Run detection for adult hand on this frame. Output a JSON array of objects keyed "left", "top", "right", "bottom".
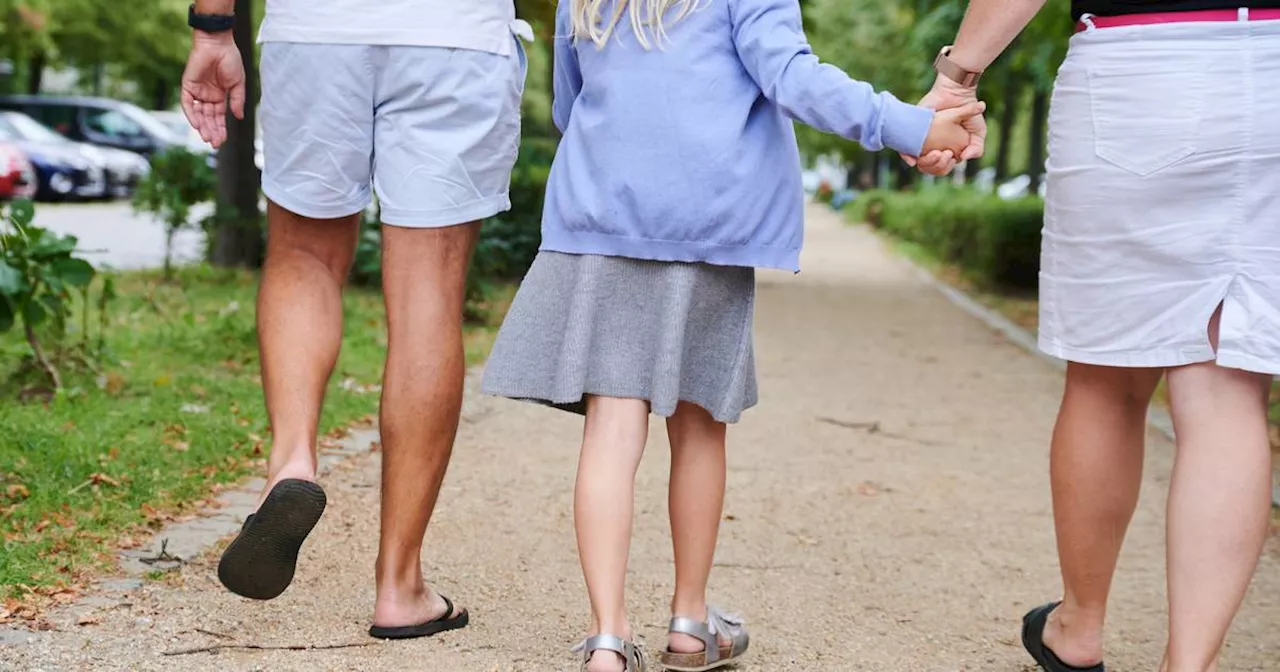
[
  {"left": 181, "top": 31, "right": 246, "bottom": 149},
  {"left": 905, "top": 75, "right": 987, "bottom": 176}
]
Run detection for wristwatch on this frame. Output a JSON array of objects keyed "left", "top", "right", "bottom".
[
  {"left": 188, "top": 4, "right": 235, "bottom": 33},
  {"left": 934, "top": 46, "right": 983, "bottom": 88}
]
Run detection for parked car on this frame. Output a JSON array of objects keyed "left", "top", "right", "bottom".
[
  {"left": 0, "top": 111, "right": 148, "bottom": 200},
  {"left": 151, "top": 109, "right": 262, "bottom": 171},
  {"left": 0, "top": 111, "right": 107, "bottom": 201},
  {"left": 0, "top": 95, "right": 183, "bottom": 159},
  {"left": 0, "top": 141, "right": 36, "bottom": 201}
]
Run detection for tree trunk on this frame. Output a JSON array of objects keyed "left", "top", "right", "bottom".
[
  {"left": 91, "top": 64, "right": 105, "bottom": 96},
  {"left": 963, "top": 156, "right": 982, "bottom": 183},
  {"left": 894, "top": 159, "right": 915, "bottom": 191},
  {"left": 212, "top": 0, "right": 264, "bottom": 269},
  {"left": 994, "top": 71, "right": 1020, "bottom": 182},
  {"left": 153, "top": 78, "right": 170, "bottom": 111},
  {"left": 1027, "top": 89, "right": 1049, "bottom": 195},
  {"left": 26, "top": 52, "right": 45, "bottom": 95}
]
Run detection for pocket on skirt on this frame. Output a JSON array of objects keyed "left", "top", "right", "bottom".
[{"left": 1087, "top": 65, "right": 1207, "bottom": 176}]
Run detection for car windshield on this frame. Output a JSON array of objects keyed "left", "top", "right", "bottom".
[
  {"left": 1, "top": 112, "right": 69, "bottom": 143},
  {"left": 113, "top": 102, "right": 179, "bottom": 142}
]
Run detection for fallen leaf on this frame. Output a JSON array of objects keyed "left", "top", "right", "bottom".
[
  {"left": 153, "top": 375, "right": 171, "bottom": 387},
  {"left": 368, "top": 441, "right": 381, "bottom": 452},
  {"left": 171, "top": 442, "right": 189, "bottom": 452},
  {"left": 76, "top": 613, "right": 100, "bottom": 626},
  {"left": 856, "top": 482, "right": 881, "bottom": 497},
  {"left": 5, "top": 484, "right": 29, "bottom": 501},
  {"left": 89, "top": 473, "right": 120, "bottom": 487}
]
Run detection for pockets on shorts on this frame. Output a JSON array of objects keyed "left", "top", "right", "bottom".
[
  {"left": 1088, "top": 65, "right": 1206, "bottom": 176},
  {"left": 511, "top": 24, "right": 530, "bottom": 96}
]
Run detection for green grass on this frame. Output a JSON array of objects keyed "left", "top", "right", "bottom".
[{"left": 0, "top": 266, "right": 510, "bottom": 597}]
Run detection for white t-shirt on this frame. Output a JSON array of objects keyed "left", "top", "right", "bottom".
[{"left": 257, "top": 0, "right": 517, "bottom": 55}]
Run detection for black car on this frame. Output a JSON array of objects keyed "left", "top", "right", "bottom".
[{"left": 0, "top": 95, "right": 183, "bottom": 158}]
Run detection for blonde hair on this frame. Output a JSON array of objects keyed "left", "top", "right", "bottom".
[{"left": 570, "top": 0, "right": 701, "bottom": 50}]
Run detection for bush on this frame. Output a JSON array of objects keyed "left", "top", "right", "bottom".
[
  {"left": 0, "top": 200, "right": 106, "bottom": 391},
  {"left": 848, "top": 187, "right": 1043, "bottom": 291},
  {"left": 132, "top": 147, "right": 217, "bottom": 280}
]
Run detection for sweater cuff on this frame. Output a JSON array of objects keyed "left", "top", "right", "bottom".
[{"left": 880, "top": 97, "right": 934, "bottom": 157}]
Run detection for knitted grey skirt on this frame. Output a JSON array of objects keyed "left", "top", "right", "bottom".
[{"left": 481, "top": 251, "right": 758, "bottom": 424}]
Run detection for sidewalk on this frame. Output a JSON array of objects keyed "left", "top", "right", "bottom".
[{"left": 4, "top": 204, "right": 1277, "bottom": 670}]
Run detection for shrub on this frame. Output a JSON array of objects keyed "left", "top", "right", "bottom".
[
  {"left": 814, "top": 181, "right": 834, "bottom": 204},
  {"left": 847, "top": 187, "right": 1043, "bottom": 291},
  {"left": 132, "top": 147, "right": 217, "bottom": 280},
  {"left": 0, "top": 200, "right": 102, "bottom": 390}
]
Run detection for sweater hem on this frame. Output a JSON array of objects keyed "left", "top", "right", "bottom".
[{"left": 540, "top": 228, "right": 800, "bottom": 273}]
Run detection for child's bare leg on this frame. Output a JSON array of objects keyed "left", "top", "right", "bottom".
[
  {"left": 666, "top": 402, "right": 728, "bottom": 654},
  {"left": 577, "top": 396, "right": 650, "bottom": 672}
]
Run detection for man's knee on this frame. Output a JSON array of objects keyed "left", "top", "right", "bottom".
[
  {"left": 265, "top": 201, "right": 361, "bottom": 280},
  {"left": 380, "top": 221, "right": 481, "bottom": 301}
]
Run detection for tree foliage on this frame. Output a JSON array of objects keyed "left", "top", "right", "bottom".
[{"left": 2, "top": 0, "right": 189, "bottom": 98}]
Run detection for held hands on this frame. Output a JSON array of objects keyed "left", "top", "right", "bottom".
[
  {"left": 920, "top": 101, "right": 987, "bottom": 162},
  {"left": 904, "top": 76, "right": 988, "bottom": 176},
  {"left": 180, "top": 31, "right": 246, "bottom": 149}
]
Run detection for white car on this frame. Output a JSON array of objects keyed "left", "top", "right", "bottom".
[{"left": 150, "top": 110, "right": 264, "bottom": 171}]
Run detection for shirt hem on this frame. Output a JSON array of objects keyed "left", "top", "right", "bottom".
[
  {"left": 256, "top": 25, "right": 512, "bottom": 54},
  {"left": 540, "top": 228, "right": 800, "bottom": 273}
]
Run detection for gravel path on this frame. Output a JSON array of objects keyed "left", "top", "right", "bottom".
[{"left": 4, "top": 205, "right": 1277, "bottom": 671}]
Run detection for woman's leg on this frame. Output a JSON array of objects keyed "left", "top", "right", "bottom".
[
  {"left": 665, "top": 402, "right": 729, "bottom": 654},
  {"left": 1041, "top": 363, "right": 1163, "bottom": 667},
  {"left": 1162, "top": 358, "right": 1272, "bottom": 672},
  {"left": 577, "top": 395, "right": 650, "bottom": 672}
]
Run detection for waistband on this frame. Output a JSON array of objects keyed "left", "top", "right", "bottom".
[{"left": 1076, "top": 7, "right": 1280, "bottom": 31}]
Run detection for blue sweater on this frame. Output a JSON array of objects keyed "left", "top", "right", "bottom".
[{"left": 542, "top": 0, "right": 934, "bottom": 272}]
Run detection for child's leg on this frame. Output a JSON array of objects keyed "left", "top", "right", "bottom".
[
  {"left": 577, "top": 395, "right": 650, "bottom": 672},
  {"left": 665, "top": 402, "right": 728, "bottom": 654}
]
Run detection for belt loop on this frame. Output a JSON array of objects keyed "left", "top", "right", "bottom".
[
  {"left": 1080, "top": 12, "right": 1098, "bottom": 31},
  {"left": 1239, "top": 6, "right": 1249, "bottom": 21}
]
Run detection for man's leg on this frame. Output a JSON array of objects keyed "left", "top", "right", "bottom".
[
  {"left": 370, "top": 221, "right": 478, "bottom": 627},
  {"left": 1040, "top": 363, "right": 1163, "bottom": 667},
  {"left": 258, "top": 202, "right": 361, "bottom": 489},
  {"left": 217, "top": 202, "right": 360, "bottom": 600}
]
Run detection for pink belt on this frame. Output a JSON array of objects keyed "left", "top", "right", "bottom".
[{"left": 1076, "top": 8, "right": 1280, "bottom": 32}]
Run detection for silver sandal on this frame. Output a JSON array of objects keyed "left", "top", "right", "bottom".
[
  {"left": 572, "top": 633, "right": 648, "bottom": 672},
  {"left": 658, "top": 606, "right": 750, "bottom": 672}
]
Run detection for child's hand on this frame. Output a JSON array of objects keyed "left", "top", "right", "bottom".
[{"left": 920, "top": 101, "right": 987, "bottom": 158}]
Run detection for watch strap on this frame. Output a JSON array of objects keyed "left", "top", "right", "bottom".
[
  {"left": 188, "top": 4, "right": 235, "bottom": 33},
  {"left": 934, "top": 46, "right": 982, "bottom": 88}
]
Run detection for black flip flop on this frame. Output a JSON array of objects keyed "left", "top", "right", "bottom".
[
  {"left": 1022, "top": 601, "right": 1105, "bottom": 672},
  {"left": 368, "top": 595, "right": 470, "bottom": 640},
  {"left": 217, "top": 478, "right": 327, "bottom": 600}
]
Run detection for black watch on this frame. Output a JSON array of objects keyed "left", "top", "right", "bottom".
[{"left": 188, "top": 4, "right": 235, "bottom": 33}]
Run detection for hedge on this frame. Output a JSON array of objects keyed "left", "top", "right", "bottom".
[{"left": 848, "top": 187, "right": 1043, "bottom": 291}]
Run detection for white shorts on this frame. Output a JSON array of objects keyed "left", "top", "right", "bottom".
[
  {"left": 1040, "top": 17, "right": 1280, "bottom": 374},
  {"left": 259, "top": 37, "right": 527, "bottom": 228}
]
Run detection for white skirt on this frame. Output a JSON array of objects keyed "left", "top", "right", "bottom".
[{"left": 1040, "top": 16, "right": 1280, "bottom": 374}]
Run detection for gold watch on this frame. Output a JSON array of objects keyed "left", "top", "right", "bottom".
[{"left": 934, "top": 46, "right": 982, "bottom": 88}]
